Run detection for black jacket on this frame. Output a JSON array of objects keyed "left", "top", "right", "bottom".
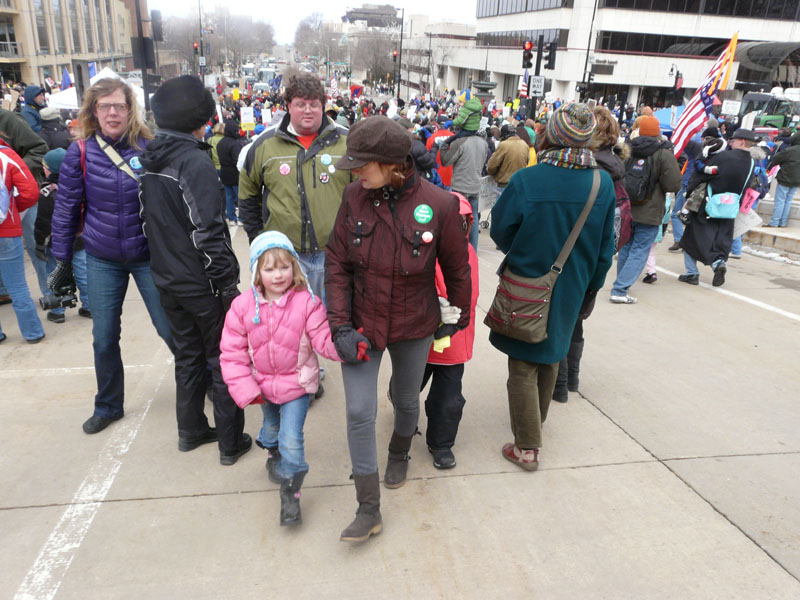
[
  {"left": 38, "top": 119, "right": 71, "bottom": 150},
  {"left": 767, "top": 132, "right": 800, "bottom": 187},
  {"left": 34, "top": 173, "right": 84, "bottom": 251},
  {"left": 216, "top": 120, "right": 246, "bottom": 187},
  {"left": 139, "top": 129, "right": 239, "bottom": 296}
]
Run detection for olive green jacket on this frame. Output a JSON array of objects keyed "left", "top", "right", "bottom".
[{"left": 238, "top": 114, "right": 351, "bottom": 252}]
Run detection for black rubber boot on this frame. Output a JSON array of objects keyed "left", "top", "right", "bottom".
[
  {"left": 552, "top": 359, "right": 568, "bottom": 403},
  {"left": 267, "top": 448, "right": 284, "bottom": 484},
  {"left": 567, "top": 340, "right": 584, "bottom": 392},
  {"left": 279, "top": 471, "right": 306, "bottom": 526},
  {"left": 340, "top": 472, "right": 383, "bottom": 543},
  {"left": 384, "top": 431, "right": 414, "bottom": 489}
]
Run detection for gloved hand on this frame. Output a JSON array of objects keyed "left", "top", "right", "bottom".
[
  {"left": 334, "top": 325, "right": 371, "bottom": 364},
  {"left": 220, "top": 284, "right": 240, "bottom": 312},
  {"left": 35, "top": 244, "right": 48, "bottom": 262},
  {"left": 434, "top": 323, "right": 459, "bottom": 340},
  {"left": 438, "top": 296, "right": 462, "bottom": 325},
  {"left": 703, "top": 165, "right": 718, "bottom": 175},
  {"left": 47, "top": 260, "right": 75, "bottom": 295},
  {"left": 678, "top": 209, "right": 691, "bottom": 225}
]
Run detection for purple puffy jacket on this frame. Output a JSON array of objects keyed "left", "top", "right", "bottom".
[{"left": 51, "top": 134, "right": 149, "bottom": 262}]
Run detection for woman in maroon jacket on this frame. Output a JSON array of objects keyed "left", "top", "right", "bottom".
[{"left": 326, "top": 116, "right": 471, "bottom": 543}]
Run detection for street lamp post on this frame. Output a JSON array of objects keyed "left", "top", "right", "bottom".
[{"left": 396, "top": 6, "right": 404, "bottom": 101}]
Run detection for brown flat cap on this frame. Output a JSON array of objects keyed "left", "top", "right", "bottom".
[{"left": 335, "top": 116, "right": 413, "bottom": 170}]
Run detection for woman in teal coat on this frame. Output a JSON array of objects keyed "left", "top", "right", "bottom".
[{"left": 489, "top": 103, "right": 616, "bottom": 471}]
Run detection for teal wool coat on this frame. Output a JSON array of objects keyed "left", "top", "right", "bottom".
[{"left": 489, "top": 163, "right": 616, "bottom": 364}]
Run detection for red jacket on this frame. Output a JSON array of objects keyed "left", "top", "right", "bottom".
[
  {"left": 428, "top": 194, "right": 479, "bottom": 365},
  {"left": 326, "top": 171, "right": 471, "bottom": 351},
  {"left": 427, "top": 130, "right": 454, "bottom": 187},
  {"left": 0, "top": 141, "right": 40, "bottom": 238}
]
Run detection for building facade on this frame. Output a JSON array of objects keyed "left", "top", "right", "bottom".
[
  {"left": 408, "top": 0, "right": 800, "bottom": 107},
  {"left": 0, "top": 0, "right": 141, "bottom": 85}
]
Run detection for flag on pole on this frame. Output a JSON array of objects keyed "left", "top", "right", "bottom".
[
  {"left": 330, "top": 77, "right": 340, "bottom": 98},
  {"left": 61, "top": 66, "right": 71, "bottom": 90},
  {"left": 671, "top": 33, "right": 739, "bottom": 158},
  {"left": 518, "top": 69, "right": 529, "bottom": 98}
]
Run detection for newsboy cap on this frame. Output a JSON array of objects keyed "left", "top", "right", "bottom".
[{"left": 335, "top": 116, "right": 413, "bottom": 170}]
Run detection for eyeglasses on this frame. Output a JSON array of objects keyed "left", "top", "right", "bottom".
[
  {"left": 96, "top": 102, "right": 128, "bottom": 113},
  {"left": 291, "top": 100, "right": 322, "bottom": 112}
]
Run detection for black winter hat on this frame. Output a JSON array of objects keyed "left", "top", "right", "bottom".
[{"left": 151, "top": 75, "right": 216, "bottom": 133}]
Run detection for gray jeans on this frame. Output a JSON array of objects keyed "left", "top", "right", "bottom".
[{"left": 341, "top": 336, "right": 433, "bottom": 476}]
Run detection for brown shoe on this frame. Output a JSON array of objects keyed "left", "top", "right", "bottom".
[
  {"left": 668, "top": 242, "right": 681, "bottom": 252},
  {"left": 501, "top": 443, "right": 539, "bottom": 471},
  {"left": 0, "top": 294, "right": 11, "bottom": 305}
]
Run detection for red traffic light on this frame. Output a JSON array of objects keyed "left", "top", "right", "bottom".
[
  {"left": 193, "top": 42, "right": 199, "bottom": 49},
  {"left": 392, "top": 50, "right": 398, "bottom": 57},
  {"left": 523, "top": 41, "right": 533, "bottom": 51}
]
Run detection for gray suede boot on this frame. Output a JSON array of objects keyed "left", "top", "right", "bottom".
[
  {"left": 340, "top": 472, "right": 383, "bottom": 543},
  {"left": 567, "top": 340, "right": 584, "bottom": 392},
  {"left": 384, "top": 431, "right": 414, "bottom": 489}
]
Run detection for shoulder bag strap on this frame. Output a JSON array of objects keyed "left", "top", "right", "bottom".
[
  {"left": 552, "top": 169, "right": 601, "bottom": 273},
  {"left": 738, "top": 159, "right": 755, "bottom": 198},
  {"left": 94, "top": 134, "right": 138, "bottom": 181}
]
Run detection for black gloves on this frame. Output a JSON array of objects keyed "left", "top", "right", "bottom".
[
  {"left": 47, "top": 260, "right": 76, "bottom": 295},
  {"left": 220, "top": 285, "right": 240, "bottom": 312},
  {"left": 333, "top": 325, "right": 371, "bottom": 364},
  {"left": 35, "top": 244, "right": 47, "bottom": 262},
  {"left": 434, "top": 324, "right": 459, "bottom": 340},
  {"left": 678, "top": 210, "right": 691, "bottom": 225}
]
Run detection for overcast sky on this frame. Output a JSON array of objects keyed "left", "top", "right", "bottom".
[{"left": 148, "top": 1, "right": 475, "bottom": 45}]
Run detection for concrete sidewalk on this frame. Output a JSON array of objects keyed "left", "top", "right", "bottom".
[{"left": 2, "top": 227, "right": 800, "bottom": 599}]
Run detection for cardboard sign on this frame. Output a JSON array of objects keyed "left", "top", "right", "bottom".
[
  {"left": 232, "top": 88, "right": 240, "bottom": 101},
  {"left": 240, "top": 106, "right": 254, "bottom": 131}
]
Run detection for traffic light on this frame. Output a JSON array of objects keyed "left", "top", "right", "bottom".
[
  {"left": 674, "top": 70, "right": 683, "bottom": 89},
  {"left": 150, "top": 10, "right": 163, "bottom": 42},
  {"left": 193, "top": 42, "right": 199, "bottom": 55},
  {"left": 522, "top": 41, "right": 533, "bottom": 69},
  {"left": 392, "top": 50, "right": 398, "bottom": 62},
  {"left": 544, "top": 41, "right": 557, "bottom": 70}
]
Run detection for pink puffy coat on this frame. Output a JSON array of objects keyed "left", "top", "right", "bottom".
[{"left": 220, "top": 287, "right": 341, "bottom": 407}]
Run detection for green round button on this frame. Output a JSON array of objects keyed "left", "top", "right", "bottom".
[{"left": 414, "top": 204, "right": 433, "bottom": 224}]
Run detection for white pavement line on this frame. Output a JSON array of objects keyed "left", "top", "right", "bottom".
[
  {"left": 0, "top": 364, "right": 152, "bottom": 379},
  {"left": 656, "top": 266, "right": 800, "bottom": 323},
  {"left": 14, "top": 348, "right": 171, "bottom": 600}
]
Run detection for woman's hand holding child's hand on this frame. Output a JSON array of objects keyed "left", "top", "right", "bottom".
[{"left": 334, "top": 325, "right": 371, "bottom": 364}]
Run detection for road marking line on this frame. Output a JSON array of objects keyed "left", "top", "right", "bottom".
[
  {"left": 657, "top": 266, "right": 800, "bottom": 323},
  {"left": 0, "top": 365, "right": 152, "bottom": 379},
  {"left": 14, "top": 348, "right": 171, "bottom": 600}
]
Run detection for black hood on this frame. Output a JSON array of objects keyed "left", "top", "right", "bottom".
[
  {"left": 140, "top": 130, "right": 209, "bottom": 171},
  {"left": 593, "top": 145, "right": 626, "bottom": 181},
  {"left": 629, "top": 135, "right": 671, "bottom": 158},
  {"left": 410, "top": 139, "right": 436, "bottom": 172},
  {"left": 223, "top": 120, "right": 241, "bottom": 138}
]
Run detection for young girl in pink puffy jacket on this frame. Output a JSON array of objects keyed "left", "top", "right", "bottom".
[{"left": 220, "top": 231, "right": 340, "bottom": 527}]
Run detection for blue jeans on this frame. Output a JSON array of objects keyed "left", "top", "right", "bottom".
[
  {"left": 770, "top": 184, "right": 797, "bottom": 226},
  {"left": 462, "top": 192, "right": 479, "bottom": 251},
  {"left": 684, "top": 252, "right": 724, "bottom": 276},
  {"left": 611, "top": 223, "right": 660, "bottom": 296},
  {"left": 671, "top": 187, "right": 686, "bottom": 242},
  {"left": 45, "top": 248, "right": 90, "bottom": 315},
  {"left": 86, "top": 254, "right": 175, "bottom": 419},
  {"left": 21, "top": 205, "right": 50, "bottom": 297},
  {"left": 0, "top": 236, "right": 45, "bottom": 341},
  {"left": 298, "top": 250, "right": 325, "bottom": 305},
  {"left": 223, "top": 185, "right": 238, "bottom": 222},
  {"left": 730, "top": 236, "right": 742, "bottom": 257},
  {"left": 257, "top": 394, "right": 311, "bottom": 479}
]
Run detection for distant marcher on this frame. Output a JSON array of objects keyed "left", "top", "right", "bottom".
[{"left": 765, "top": 131, "right": 800, "bottom": 227}]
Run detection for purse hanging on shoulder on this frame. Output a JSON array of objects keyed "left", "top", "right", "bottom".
[{"left": 484, "top": 170, "right": 601, "bottom": 344}]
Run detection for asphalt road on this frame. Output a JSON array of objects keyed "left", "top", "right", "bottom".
[{"left": 2, "top": 227, "right": 799, "bottom": 599}]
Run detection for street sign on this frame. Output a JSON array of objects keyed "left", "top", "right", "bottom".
[
  {"left": 528, "top": 75, "right": 545, "bottom": 96},
  {"left": 199, "top": 56, "right": 206, "bottom": 67}
]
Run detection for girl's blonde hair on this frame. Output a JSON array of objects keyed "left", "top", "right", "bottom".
[
  {"left": 76, "top": 78, "right": 153, "bottom": 150},
  {"left": 255, "top": 248, "right": 307, "bottom": 294},
  {"left": 212, "top": 122, "right": 225, "bottom": 135}
]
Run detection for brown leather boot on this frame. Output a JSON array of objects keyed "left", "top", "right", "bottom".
[
  {"left": 340, "top": 472, "right": 383, "bottom": 543},
  {"left": 384, "top": 431, "right": 414, "bottom": 489}
]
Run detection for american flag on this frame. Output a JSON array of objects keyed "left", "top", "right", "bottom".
[
  {"left": 518, "top": 69, "right": 529, "bottom": 98},
  {"left": 672, "top": 33, "right": 738, "bottom": 158}
]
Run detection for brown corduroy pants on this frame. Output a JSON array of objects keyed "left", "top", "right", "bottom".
[{"left": 506, "top": 358, "right": 559, "bottom": 449}]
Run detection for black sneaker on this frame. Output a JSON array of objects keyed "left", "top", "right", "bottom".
[
  {"left": 678, "top": 274, "right": 699, "bottom": 286},
  {"left": 429, "top": 447, "right": 456, "bottom": 470},
  {"left": 178, "top": 428, "right": 218, "bottom": 452},
  {"left": 712, "top": 263, "right": 727, "bottom": 287},
  {"left": 642, "top": 272, "right": 658, "bottom": 284},
  {"left": 47, "top": 311, "right": 65, "bottom": 323},
  {"left": 83, "top": 413, "right": 123, "bottom": 434},
  {"left": 27, "top": 334, "right": 46, "bottom": 344},
  {"left": 78, "top": 308, "right": 92, "bottom": 318},
  {"left": 220, "top": 433, "right": 253, "bottom": 466}
]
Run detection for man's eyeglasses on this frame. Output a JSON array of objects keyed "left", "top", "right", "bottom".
[
  {"left": 291, "top": 101, "right": 322, "bottom": 112},
  {"left": 96, "top": 102, "right": 128, "bottom": 113}
]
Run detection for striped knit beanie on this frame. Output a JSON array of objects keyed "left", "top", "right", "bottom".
[{"left": 545, "top": 102, "right": 597, "bottom": 148}]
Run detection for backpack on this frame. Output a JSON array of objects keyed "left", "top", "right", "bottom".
[
  {"left": 0, "top": 180, "right": 9, "bottom": 225},
  {"left": 624, "top": 154, "right": 656, "bottom": 205},
  {"left": 613, "top": 179, "right": 632, "bottom": 252}
]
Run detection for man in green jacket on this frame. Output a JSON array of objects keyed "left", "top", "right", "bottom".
[{"left": 238, "top": 73, "right": 351, "bottom": 303}]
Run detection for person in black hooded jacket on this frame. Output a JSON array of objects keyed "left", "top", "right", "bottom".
[
  {"left": 216, "top": 119, "right": 247, "bottom": 224},
  {"left": 139, "top": 75, "right": 251, "bottom": 466}
]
